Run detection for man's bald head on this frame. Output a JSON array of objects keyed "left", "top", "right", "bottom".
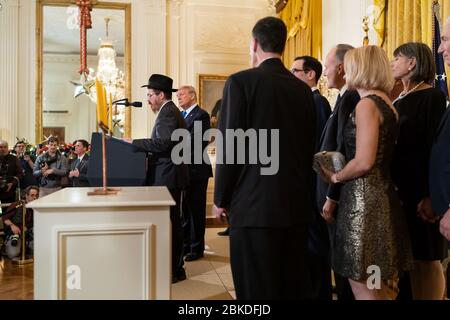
[{"left": 438, "top": 17, "right": 450, "bottom": 66}]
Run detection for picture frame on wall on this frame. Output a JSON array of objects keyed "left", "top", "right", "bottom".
[{"left": 198, "top": 74, "right": 228, "bottom": 116}]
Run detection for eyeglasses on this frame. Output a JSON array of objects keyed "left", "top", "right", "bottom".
[{"left": 291, "top": 68, "right": 306, "bottom": 74}]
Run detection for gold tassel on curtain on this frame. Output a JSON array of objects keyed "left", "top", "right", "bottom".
[
  {"left": 377, "top": 0, "right": 450, "bottom": 93},
  {"left": 279, "top": 0, "right": 322, "bottom": 67}
]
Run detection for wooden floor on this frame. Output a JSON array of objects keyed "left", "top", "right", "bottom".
[
  {"left": 0, "top": 228, "right": 234, "bottom": 300},
  {"left": 0, "top": 257, "right": 34, "bottom": 300}
]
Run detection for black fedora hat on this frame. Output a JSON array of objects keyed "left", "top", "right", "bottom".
[{"left": 141, "top": 74, "right": 178, "bottom": 92}]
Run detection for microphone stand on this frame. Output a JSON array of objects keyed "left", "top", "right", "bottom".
[{"left": 12, "top": 199, "right": 33, "bottom": 265}]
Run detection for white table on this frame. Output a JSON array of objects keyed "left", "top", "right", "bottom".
[{"left": 28, "top": 186, "right": 174, "bottom": 300}]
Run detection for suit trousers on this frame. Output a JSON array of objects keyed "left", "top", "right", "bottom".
[
  {"left": 168, "top": 188, "right": 184, "bottom": 275},
  {"left": 182, "top": 178, "right": 209, "bottom": 255},
  {"left": 230, "top": 224, "right": 310, "bottom": 300}
]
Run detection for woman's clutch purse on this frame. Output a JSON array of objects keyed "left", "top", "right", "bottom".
[{"left": 313, "top": 151, "right": 346, "bottom": 180}]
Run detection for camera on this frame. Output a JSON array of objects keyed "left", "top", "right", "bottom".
[{"left": 10, "top": 234, "right": 20, "bottom": 247}]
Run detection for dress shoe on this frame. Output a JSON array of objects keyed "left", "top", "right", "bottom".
[
  {"left": 184, "top": 252, "right": 204, "bottom": 261},
  {"left": 176, "top": 268, "right": 187, "bottom": 281},
  {"left": 172, "top": 268, "right": 187, "bottom": 283},
  {"left": 217, "top": 227, "right": 229, "bottom": 236}
]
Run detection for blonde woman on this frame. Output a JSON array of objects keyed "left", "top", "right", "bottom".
[{"left": 321, "top": 46, "right": 413, "bottom": 300}]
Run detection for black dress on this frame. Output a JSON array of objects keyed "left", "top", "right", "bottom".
[{"left": 392, "top": 87, "right": 448, "bottom": 261}]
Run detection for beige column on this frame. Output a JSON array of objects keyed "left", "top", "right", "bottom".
[{"left": 0, "top": 0, "right": 19, "bottom": 146}]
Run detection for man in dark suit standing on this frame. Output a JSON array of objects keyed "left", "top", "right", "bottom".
[
  {"left": 318, "top": 44, "right": 359, "bottom": 300},
  {"left": 177, "top": 85, "right": 213, "bottom": 261},
  {"left": 291, "top": 55, "right": 332, "bottom": 299},
  {"left": 68, "top": 139, "right": 90, "bottom": 187},
  {"left": 130, "top": 74, "right": 189, "bottom": 283},
  {"left": 214, "top": 16, "right": 316, "bottom": 300},
  {"left": 431, "top": 18, "right": 450, "bottom": 241}
]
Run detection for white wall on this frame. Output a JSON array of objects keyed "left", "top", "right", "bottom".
[{"left": 323, "top": 0, "right": 376, "bottom": 58}]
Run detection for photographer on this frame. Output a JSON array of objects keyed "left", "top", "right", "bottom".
[
  {"left": 2, "top": 186, "right": 39, "bottom": 259},
  {"left": 0, "top": 140, "right": 24, "bottom": 205},
  {"left": 14, "top": 141, "right": 37, "bottom": 189},
  {"left": 33, "top": 137, "right": 68, "bottom": 197}
]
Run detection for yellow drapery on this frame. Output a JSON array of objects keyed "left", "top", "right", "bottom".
[
  {"left": 376, "top": 0, "right": 450, "bottom": 93},
  {"left": 279, "top": 0, "right": 322, "bottom": 66}
]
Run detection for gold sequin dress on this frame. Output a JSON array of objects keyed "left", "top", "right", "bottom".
[{"left": 332, "top": 95, "right": 413, "bottom": 281}]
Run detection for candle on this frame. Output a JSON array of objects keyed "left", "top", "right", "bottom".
[
  {"left": 95, "top": 78, "right": 103, "bottom": 127},
  {"left": 109, "top": 92, "right": 113, "bottom": 134},
  {"left": 102, "top": 86, "right": 108, "bottom": 126}
]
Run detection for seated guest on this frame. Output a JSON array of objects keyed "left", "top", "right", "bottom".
[
  {"left": 0, "top": 140, "right": 24, "bottom": 205},
  {"left": 33, "top": 137, "right": 68, "bottom": 197},
  {"left": 2, "top": 185, "right": 39, "bottom": 259},
  {"left": 13, "top": 141, "right": 37, "bottom": 189},
  {"left": 68, "top": 139, "right": 90, "bottom": 187}
]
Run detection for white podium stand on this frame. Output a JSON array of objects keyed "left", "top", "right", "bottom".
[{"left": 28, "top": 187, "right": 174, "bottom": 300}]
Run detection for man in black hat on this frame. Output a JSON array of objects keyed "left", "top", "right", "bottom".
[{"left": 131, "top": 74, "right": 189, "bottom": 283}]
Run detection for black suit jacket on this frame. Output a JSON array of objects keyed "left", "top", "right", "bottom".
[
  {"left": 316, "top": 89, "right": 360, "bottom": 210},
  {"left": 69, "top": 154, "right": 90, "bottom": 187},
  {"left": 312, "top": 89, "right": 332, "bottom": 151},
  {"left": 430, "top": 107, "right": 450, "bottom": 215},
  {"left": 214, "top": 58, "right": 316, "bottom": 228},
  {"left": 133, "top": 101, "right": 189, "bottom": 189},
  {"left": 183, "top": 105, "right": 213, "bottom": 181}
]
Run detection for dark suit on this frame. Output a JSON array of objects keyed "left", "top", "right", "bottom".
[
  {"left": 132, "top": 100, "right": 189, "bottom": 276},
  {"left": 312, "top": 89, "right": 332, "bottom": 151},
  {"left": 308, "top": 89, "right": 332, "bottom": 299},
  {"left": 214, "top": 58, "right": 316, "bottom": 299},
  {"left": 430, "top": 107, "right": 450, "bottom": 216},
  {"left": 182, "top": 105, "right": 213, "bottom": 255},
  {"left": 69, "top": 154, "right": 90, "bottom": 187},
  {"left": 315, "top": 89, "right": 360, "bottom": 300}
]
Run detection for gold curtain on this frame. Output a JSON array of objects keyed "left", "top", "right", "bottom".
[
  {"left": 377, "top": 0, "right": 450, "bottom": 93},
  {"left": 279, "top": 0, "right": 322, "bottom": 66}
]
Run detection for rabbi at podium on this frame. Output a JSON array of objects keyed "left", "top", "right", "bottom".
[{"left": 127, "top": 74, "right": 189, "bottom": 284}]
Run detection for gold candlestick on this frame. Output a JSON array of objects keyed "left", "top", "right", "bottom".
[{"left": 12, "top": 201, "right": 33, "bottom": 265}]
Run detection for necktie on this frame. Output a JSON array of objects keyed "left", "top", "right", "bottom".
[
  {"left": 74, "top": 158, "right": 80, "bottom": 169},
  {"left": 181, "top": 111, "right": 187, "bottom": 118}
]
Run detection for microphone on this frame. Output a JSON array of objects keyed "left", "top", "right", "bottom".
[{"left": 112, "top": 98, "right": 142, "bottom": 108}]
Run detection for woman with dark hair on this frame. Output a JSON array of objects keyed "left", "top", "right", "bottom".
[{"left": 391, "top": 42, "right": 447, "bottom": 300}]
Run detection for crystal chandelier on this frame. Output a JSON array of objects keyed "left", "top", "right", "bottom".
[{"left": 93, "top": 17, "right": 125, "bottom": 102}]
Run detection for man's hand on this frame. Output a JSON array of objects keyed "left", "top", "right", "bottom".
[
  {"left": 213, "top": 205, "right": 227, "bottom": 223},
  {"left": 417, "top": 197, "right": 439, "bottom": 223},
  {"left": 68, "top": 168, "right": 79, "bottom": 178},
  {"left": 439, "top": 208, "right": 450, "bottom": 241},
  {"left": 122, "top": 138, "right": 133, "bottom": 143},
  {"left": 321, "top": 198, "right": 337, "bottom": 224},
  {"left": 5, "top": 182, "right": 13, "bottom": 193},
  {"left": 43, "top": 168, "right": 54, "bottom": 177},
  {"left": 10, "top": 224, "right": 21, "bottom": 235},
  {"left": 40, "top": 163, "right": 49, "bottom": 174}
]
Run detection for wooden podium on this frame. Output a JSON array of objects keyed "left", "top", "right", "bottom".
[{"left": 29, "top": 186, "right": 175, "bottom": 300}]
